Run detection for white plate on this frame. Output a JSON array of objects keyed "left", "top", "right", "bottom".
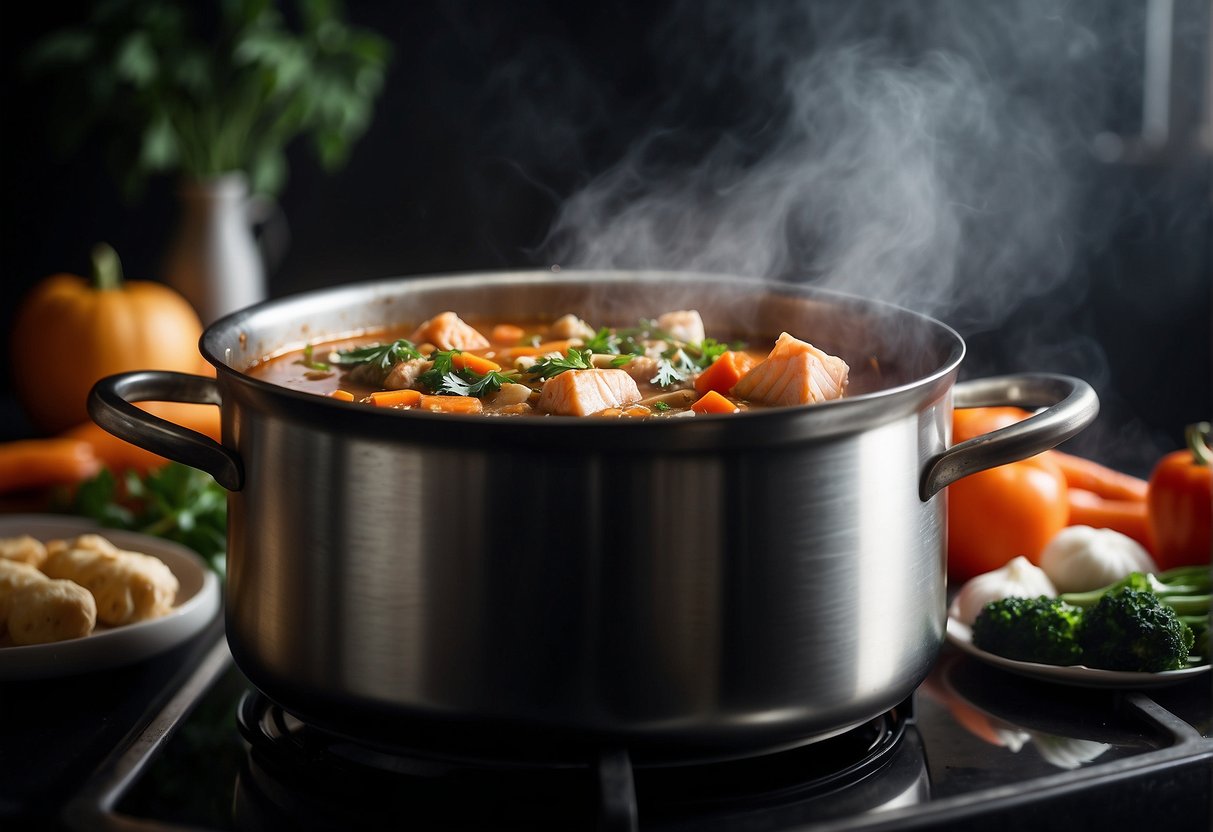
[
  {"left": 946, "top": 617, "right": 1210, "bottom": 689},
  {"left": 0, "top": 515, "right": 221, "bottom": 680}
]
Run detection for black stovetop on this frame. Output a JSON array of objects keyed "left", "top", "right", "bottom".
[{"left": 3, "top": 609, "right": 1210, "bottom": 831}]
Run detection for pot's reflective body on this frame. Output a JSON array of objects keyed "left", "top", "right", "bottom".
[{"left": 90, "top": 271, "right": 1097, "bottom": 754}]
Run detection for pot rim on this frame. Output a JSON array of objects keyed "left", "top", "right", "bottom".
[{"left": 199, "top": 269, "right": 966, "bottom": 446}]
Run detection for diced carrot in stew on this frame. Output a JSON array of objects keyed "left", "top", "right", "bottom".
[
  {"left": 693, "top": 351, "right": 757, "bottom": 396},
  {"left": 451, "top": 352, "right": 502, "bottom": 374},
  {"left": 370, "top": 389, "right": 423, "bottom": 408},
  {"left": 490, "top": 323, "right": 527, "bottom": 344},
  {"left": 329, "top": 389, "right": 355, "bottom": 401},
  {"left": 419, "top": 395, "right": 484, "bottom": 414},
  {"left": 408, "top": 311, "right": 490, "bottom": 351},
  {"left": 691, "top": 390, "right": 740, "bottom": 415},
  {"left": 537, "top": 369, "right": 642, "bottom": 416},
  {"left": 730, "top": 332, "right": 848, "bottom": 406}
]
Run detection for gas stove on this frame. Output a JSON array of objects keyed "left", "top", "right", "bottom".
[{"left": 3, "top": 609, "right": 1210, "bottom": 831}]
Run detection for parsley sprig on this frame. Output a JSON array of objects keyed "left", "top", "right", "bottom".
[
  {"left": 331, "top": 339, "right": 423, "bottom": 372},
  {"left": 526, "top": 348, "right": 596, "bottom": 380},
  {"left": 419, "top": 350, "right": 519, "bottom": 397},
  {"left": 652, "top": 349, "right": 699, "bottom": 387}
]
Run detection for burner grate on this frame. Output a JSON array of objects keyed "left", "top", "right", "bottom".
[{"left": 234, "top": 690, "right": 912, "bottom": 831}]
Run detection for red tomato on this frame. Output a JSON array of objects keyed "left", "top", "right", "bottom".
[{"left": 1147, "top": 423, "right": 1212, "bottom": 570}]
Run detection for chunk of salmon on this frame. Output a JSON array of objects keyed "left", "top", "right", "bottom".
[
  {"left": 730, "top": 332, "right": 848, "bottom": 406},
  {"left": 537, "top": 369, "right": 642, "bottom": 416},
  {"left": 408, "top": 312, "right": 490, "bottom": 351},
  {"left": 617, "top": 355, "right": 659, "bottom": 384},
  {"left": 383, "top": 357, "right": 432, "bottom": 390},
  {"left": 548, "top": 313, "right": 596, "bottom": 340},
  {"left": 657, "top": 310, "right": 705, "bottom": 345}
]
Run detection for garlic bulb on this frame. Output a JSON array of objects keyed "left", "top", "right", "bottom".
[
  {"left": 949, "top": 556, "right": 1057, "bottom": 626},
  {"left": 1038, "top": 525, "right": 1158, "bottom": 593}
]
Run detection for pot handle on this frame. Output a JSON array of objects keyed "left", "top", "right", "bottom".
[
  {"left": 920, "top": 373, "right": 1098, "bottom": 501},
  {"left": 87, "top": 371, "right": 244, "bottom": 492}
]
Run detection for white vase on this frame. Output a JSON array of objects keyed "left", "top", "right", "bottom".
[{"left": 162, "top": 173, "right": 285, "bottom": 325}]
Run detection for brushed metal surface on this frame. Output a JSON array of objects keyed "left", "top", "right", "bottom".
[{"left": 88, "top": 271, "right": 1097, "bottom": 751}]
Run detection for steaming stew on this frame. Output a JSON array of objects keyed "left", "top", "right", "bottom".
[{"left": 248, "top": 310, "right": 849, "bottom": 417}]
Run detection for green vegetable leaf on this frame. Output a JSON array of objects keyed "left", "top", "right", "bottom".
[
  {"left": 418, "top": 351, "right": 518, "bottom": 397},
  {"left": 684, "top": 338, "right": 732, "bottom": 369},
  {"left": 331, "top": 338, "right": 422, "bottom": 371},
  {"left": 22, "top": 0, "right": 392, "bottom": 196},
  {"left": 651, "top": 350, "right": 697, "bottom": 387},
  {"left": 527, "top": 348, "right": 595, "bottom": 380},
  {"left": 294, "top": 343, "right": 331, "bottom": 372},
  {"left": 584, "top": 327, "right": 622, "bottom": 354},
  {"left": 61, "top": 463, "right": 228, "bottom": 576}
]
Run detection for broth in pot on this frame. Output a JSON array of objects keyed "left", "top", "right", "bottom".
[{"left": 248, "top": 308, "right": 850, "bottom": 418}]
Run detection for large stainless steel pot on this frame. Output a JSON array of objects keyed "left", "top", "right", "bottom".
[{"left": 89, "top": 271, "right": 1097, "bottom": 758}]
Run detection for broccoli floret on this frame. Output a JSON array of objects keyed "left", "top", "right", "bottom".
[
  {"left": 1077, "top": 587, "right": 1195, "bottom": 672},
  {"left": 1062, "top": 568, "right": 1211, "bottom": 617},
  {"left": 972, "top": 596, "right": 1084, "bottom": 665}
]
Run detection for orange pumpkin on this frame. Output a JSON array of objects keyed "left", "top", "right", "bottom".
[{"left": 10, "top": 244, "right": 212, "bottom": 434}]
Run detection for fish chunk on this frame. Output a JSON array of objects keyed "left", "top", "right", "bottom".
[
  {"left": 383, "top": 357, "right": 432, "bottom": 390},
  {"left": 409, "top": 312, "right": 490, "bottom": 351},
  {"left": 657, "top": 310, "right": 705, "bottom": 345},
  {"left": 618, "top": 355, "right": 659, "bottom": 384},
  {"left": 538, "top": 369, "right": 642, "bottom": 416},
  {"left": 730, "top": 332, "right": 848, "bottom": 406},
  {"left": 548, "top": 313, "right": 597, "bottom": 340}
]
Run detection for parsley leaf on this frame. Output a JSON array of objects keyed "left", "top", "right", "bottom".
[
  {"left": 463, "top": 370, "right": 518, "bottom": 397},
  {"left": 527, "top": 348, "right": 596, "bottom": 380},
  {"left": 684, "top": 338, "right": 731, "bottom": 369},
  {"left": 419, "top": 351, "right": 519, "bottom": 397},
  {"left": 651, "top": 349, "right": 698, "bottom": 387},
  {"left": 331, "top": 339, "right": 423, "bottom": 372},
  {"left": 584, "top": 327, "right": 622, "bottom": 354}
]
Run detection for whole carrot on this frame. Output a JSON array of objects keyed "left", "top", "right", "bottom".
[
  {"left": 0, "top": 439, "right": 102, "bottom": 494},
  {"left": 1048, "top": 450, "right": 1148, "bottom": 502},
  {"left": 1066, "top": 487, "right": 1152, "bottom": 551}
]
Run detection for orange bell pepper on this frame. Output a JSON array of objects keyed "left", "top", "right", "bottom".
[{"left": 947, "top": 450, "right": 1069, "bottom": 582}]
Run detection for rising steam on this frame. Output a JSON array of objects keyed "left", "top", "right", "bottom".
[{"left": 541, "top": 0, "right": 1116, "bottom": 335}]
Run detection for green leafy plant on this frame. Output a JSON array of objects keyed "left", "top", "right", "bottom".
[
  {"left": 25, "top": 0, "right": 392, "bottom": 197},
  {"left": 63, "top": 463, "right": 229, "bottom": 577}
]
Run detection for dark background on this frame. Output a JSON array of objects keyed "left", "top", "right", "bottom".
[{"left": 2, "top": 0, "right": 1209, "bottom": 476}]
